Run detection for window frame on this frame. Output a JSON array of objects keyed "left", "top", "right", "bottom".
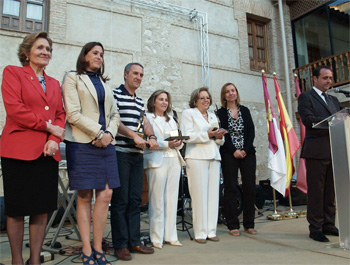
[
  {"left": 247, "top": 15, "right": 270, "bottom": 72},
  {"left": 0, "top": 0, "right": 49, "bottom": 33}
]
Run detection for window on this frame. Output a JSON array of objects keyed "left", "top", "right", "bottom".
[
  {"left": 292, "top": 3, "right": 349, "bottom": 68},
  {"left": 247, "top": 16, "right": 269, "bottom": 71},
  {"left": 0, "top": 0, "right": 48, "bottom": 32}
]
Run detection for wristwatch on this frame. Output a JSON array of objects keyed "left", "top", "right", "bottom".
[
  {"left": 105, "top": 130, "right": 114, "bottom": 140},
  {"left": 96, "top": 131, "right": 104, "bottom": 140},
  {"left": 149, "top": 134, "right": 157, "bottom": 140}
]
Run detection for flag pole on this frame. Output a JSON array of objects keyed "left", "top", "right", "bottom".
[
  {"left": 261, "top": 69, "right": 287, "bottom": 221},
  {"left": 286, "top": 189, "right": 297, "bottom": 218},
  {"left": 267, "top": 188, "right": 282, "bottom": 221}
]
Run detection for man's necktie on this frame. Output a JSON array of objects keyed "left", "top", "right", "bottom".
[{"left": 322, "top": 92, "right": 338, "bottom": 114}]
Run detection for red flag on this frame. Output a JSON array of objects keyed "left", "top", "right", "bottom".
[
  {"left": 294, "top": 76, "right": 307, "bottom": 193},
  {"left": 262, "top": 73, "right": 287, "bottom": 196},
  {"left": 262, "top": 75, "right": 278, "bottom": 154},
  {"left": 274, "top": 75, "right": 300, "bottom": 197}
]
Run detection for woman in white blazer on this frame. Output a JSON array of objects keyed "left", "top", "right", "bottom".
[
  {"left": 63, "top": 42, "right": 120, "bottom": 265},
  {"left": 181, "top": 87, "right": 226, "bottom": 244},
  {"left": 144, "top": 90, "right": 185, "bottom": 249}
]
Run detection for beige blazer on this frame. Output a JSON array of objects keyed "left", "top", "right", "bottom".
[
  {"left": 144, "top": 113, "right": 186, "bottom": 168},
  {"left": 181, "top": 108, "right": 224, "bottom": 161},
  {"left": 62, "top": 72, "right": 120, "bottom": 143}
]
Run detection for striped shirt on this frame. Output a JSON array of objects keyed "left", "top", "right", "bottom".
[{"left": 113, "top": 85, "right": 145, "bottom": 153}]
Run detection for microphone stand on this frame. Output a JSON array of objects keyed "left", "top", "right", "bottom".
[
  {"left": 173, "top": 110, "right": 193, "bottom": 240},
  {"left": 177, "top": 166, "right": 193, "bottom": 240}
]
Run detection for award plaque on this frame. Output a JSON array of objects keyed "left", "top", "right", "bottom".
[
  {"left": 135, "top": 110, "right": 147, "bottom": 140},
  {"left": 164, "top": 110, "right": 189, "bottom": 141},
  {"left": 126, "top": 110, "right": 147, "bottom": 146},
  {"left": 213, "top": 104, "right": 221, "bottom": 129}
]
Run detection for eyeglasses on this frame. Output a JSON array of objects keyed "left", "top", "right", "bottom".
[{"left": 199, "top": 97, "right": 210, "bottom": 100}]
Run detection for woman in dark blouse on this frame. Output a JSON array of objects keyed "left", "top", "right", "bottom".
[
  {"left": 217, "top": 83, "right": 257, "bottom": 237},
  {"left": 62, "top": 42, "right": 120, "bottom": 265}
]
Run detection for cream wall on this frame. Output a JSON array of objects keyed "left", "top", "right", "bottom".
[{"left": 0, "top": 0, "right": 297, "bottom": 183}]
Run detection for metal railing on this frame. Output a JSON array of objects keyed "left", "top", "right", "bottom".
[{"left": 293, "top": 50, "right": 350, "bottom": 92}]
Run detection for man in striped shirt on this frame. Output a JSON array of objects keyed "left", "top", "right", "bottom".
[{"left": 111, "top": 63, "right": 158, "bottom": 261}]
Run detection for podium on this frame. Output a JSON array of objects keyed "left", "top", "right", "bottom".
[{"left": 313, "top": 108, "right": 350, "bottom": 250}]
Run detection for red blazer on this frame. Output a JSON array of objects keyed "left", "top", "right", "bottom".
[{"left": 0, "top": 65, "right": 65, "bottom": 161}]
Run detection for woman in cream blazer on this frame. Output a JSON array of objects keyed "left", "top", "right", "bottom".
[
  {"left": 63, "top": 74, "right": 119, "bottom": 143},
  {"left": 181, "top": 87, "right": 226, "bottom": 244},
  {"left": 62, "top": 42, "right": 120, "bottom": 265},
  {"left": 144, "top": 90, "right": 185, "bottom": 249}
]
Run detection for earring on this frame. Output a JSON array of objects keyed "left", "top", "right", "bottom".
[{"left": 26, "top": 57, "right": 29, "bottom": 61}]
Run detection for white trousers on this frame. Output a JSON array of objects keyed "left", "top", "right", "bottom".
[
  {"left": 146, "top": 157, "right": 181, "bottom": 244},
  {"left": 186, "top": 159, "right": 220, "bottom": 240}
]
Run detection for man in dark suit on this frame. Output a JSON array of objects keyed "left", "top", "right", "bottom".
[{"left": 298, "top": 65, "right": 343, "bottom": 242}]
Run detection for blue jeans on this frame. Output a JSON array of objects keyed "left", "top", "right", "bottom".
[{"left": 110, "top": 151, "right": 144, "bottom": 248}]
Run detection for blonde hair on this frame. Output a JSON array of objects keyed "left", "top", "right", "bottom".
[{"left": 220, "top": 83, "right": 240, "bottom": 107}]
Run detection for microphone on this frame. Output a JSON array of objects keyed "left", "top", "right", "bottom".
[{"left": 334, "top": 88, "right": 350, "bottom": 97}]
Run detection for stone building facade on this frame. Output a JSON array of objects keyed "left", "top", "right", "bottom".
[{"left": 0, "top": 0, "right": 297, "bottom": 183}]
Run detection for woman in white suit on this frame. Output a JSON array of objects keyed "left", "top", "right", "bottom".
[
  {"left": 63, "top": 42, "right": 120, "bottom": 265},
  {"left": 181, "top": 87, "right": 226, "bottom": 244},
  {"left": 144, "top": 90, "right": 185, "bottom": 249}
]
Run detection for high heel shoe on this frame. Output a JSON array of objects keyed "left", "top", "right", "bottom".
[
  {"left": 152, "top": 242, "right": 163, "bottom": 249},
  {"left": 207, "top": 236, "right": 220, "bottom": 242},
  {"left": 244, "top": 228, "right": 257, "bottom": 235},
  {"left": 229, "top": 229, "right": 241, "bottom": 236},
  {"left": 92, "top": 246, "right": 111, "bottom": 265},
  {"left": 168, "top": 241, "right": 182, "bottom": 247},
  {"left": 81, "top": 250, "right": 97, "bottom": 265}
]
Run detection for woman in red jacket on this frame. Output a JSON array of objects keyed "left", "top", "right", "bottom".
[{"left": 0, "top": 32, "right": 65, "bottom": 265}]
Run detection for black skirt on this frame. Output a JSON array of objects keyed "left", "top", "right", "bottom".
[{"left": 1, "top": 155, "right": 58, "bottom": 217}]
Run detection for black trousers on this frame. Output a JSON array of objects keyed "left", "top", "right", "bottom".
[
  {"left": 305, "top": 158, "right": 336, "bottom": 233},
  {"left": 221, "top": 151, "right": 256, "bottom": 230}
]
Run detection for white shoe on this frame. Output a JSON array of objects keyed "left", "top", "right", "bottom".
[
  {"left": 152, "top": 242, "right": 163, "bottom": 249},
  {"left": 169, "top": 241, "right": 182, "bottom": 247}
]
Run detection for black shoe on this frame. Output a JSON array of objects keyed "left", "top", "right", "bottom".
[
  {"left": 323, "top": 227, "right": 339, "bottom": 236},
  {"left": 309, "top": 231, "right": 329, "bottom": 242}
]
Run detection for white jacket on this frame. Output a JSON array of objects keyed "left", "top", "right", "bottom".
[
  {"left": 144, "top": 113, "right": 185, "bottom": 168},
  {"left": 181, "top": 108, "right": 224, "bottom": 161}
]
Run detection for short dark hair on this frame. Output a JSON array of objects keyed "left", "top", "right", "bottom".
[
  {"left": 124, "top": 62, "right": 144, "bottom": 81},
  {"left": 18, "top": 31, "right": 53, "bottom": 66},
  {"left": 76, "top": 42, "right": 109, "bottom": 82},
  {"left": 189, "top": 87, "right": 212, "bottom": 108},
  {"left": 313, "top": 65, "right": 332, "bottom": 78},
  {"left": 147, "top": 90, "right": 172, "bottom": 122},
  {"left": 220, "top": 83, "right": 240, "bottom": 107}
]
